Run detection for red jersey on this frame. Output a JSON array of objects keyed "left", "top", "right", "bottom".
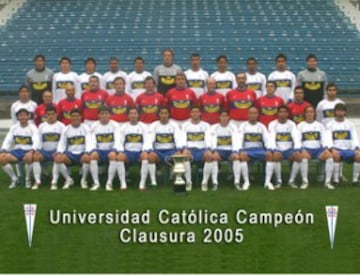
[
  {"left": 136, "top": 92, "right": 166, "bottom": 124},
  {"left": 166, "top": 88, "right": 197, "bottom": 121},
  {"left": 255, "top": 95, "right": 284, "bottom": 128},
  {"left": 105, "top": 93, "right": 135, "bottom": 123},
  {"left": 34, "top": 103, "right": 57, "bottom": 126},
  {"left": 198, "top": 92, "right": 226, "bottom": 124},
  {"left": 226, "top": 88, "right": 256, "bottom": 121},
  {"left": 57, "top": 98, "right": 83, "bottom": 125},
  {"left": 287, "top": 100, "right": 311, "bottom": 124},
  {"left": 81, "top": 89, "right": 109, "bottom": 121}
]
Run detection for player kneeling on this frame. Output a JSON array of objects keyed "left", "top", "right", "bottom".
[{"left": 297, "top": 105, "right": 334, "bottom": 189}]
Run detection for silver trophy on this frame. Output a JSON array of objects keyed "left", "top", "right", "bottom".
[{"left": 171, "top": 154, "right": 187, "bottom": 194}]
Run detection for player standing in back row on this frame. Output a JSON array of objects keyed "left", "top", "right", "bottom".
[{"left": 184, "top": 53, "right": 209, "bottom": 98}]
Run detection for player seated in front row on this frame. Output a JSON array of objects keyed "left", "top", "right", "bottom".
[{"left": 0, "top": 108, "right": 39, "bottom": 189}]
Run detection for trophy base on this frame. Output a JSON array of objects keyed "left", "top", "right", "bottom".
[{"left": 174, "top": 184, "right": 186, "bottom": 195}]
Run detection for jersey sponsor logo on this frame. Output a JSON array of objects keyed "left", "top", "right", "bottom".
[
  {"left": 244, "top": 133, "right": 263, "bottom": 142},
  {"left": 125, "top": 134, "right": 143, "bottom": 143},
  {"left": 230, "top": 100, "right": 252, "bottom": 109},
  {"left": 42, "top": 133, "right": 61, "bottom": 142},
  {"left": 304, "top": 82, "right": 323, "bottom": 91},
  {"left": 275, "top": 80, "right": 291, "bottom": 88},
  {"left": 171, "top": 100, "right": 190, "bottom": 109},
  {"left": 203, "top": 104, "right": 220, "bottom": 113},
  {"left": 142, "top": 105, "right": 158, "bottom": 114},
  {"left": 32, "top": 82, "right": 48, "bottom": 90},
  {"left": 81, "top": 83, "right": 89, "bottom": 91},
  {"left": 333, "top": 130, "right": 351, "bottom": 140},
  {"left": 67, "top": 136, "right": 85, "bottom": 145},
  {"left": 247, "top": 83, "right": 261, "bottom": 91},
  {"left": 217, "top": 136, "right": 232, "bottom": 146},
  {"left": 96, "top": 133, "right": 114, "bottom": 143},
  {"left": 131, "top": 81, "right": 145, "bottom": 89},
  {"left": 160, "top": 76, "right": 175, "bottom": 85},
  {"left": 188, "top": 80, "right": 205, "bottom": 88},
  {"left": 216, "top": 80, "right": 232, "bottom": 89},
  {"left": 111, "top": 106, "right": 127, "bottom": 115},
  {"left": 323, "top": 109, "right": 334, "bottom": 118},
  {"left": 292, "top": 114, "right": 305, "bottom": 124},
  {"left": 84, "top": 100, "right": 103, "bottom": 109},
  {"left": 155, "top": 133, "right": 174, "bottom": 143},
  {"left": 187, "top": 132, "right": 205, "bottom": 142},
  {"left": 56, "top": 81, "right": 74, "bottom": 90},
  {"left": 302, "top": 131, "right": 320, "bottom": 141},
  {"left": 276, "top": 132, "right": 292, "bottom": 142},
  {"left": 261, "top": 107, "right": 277, "bottom": 116},
  {"left": 14, "top": 136, "right": 32, "bottom": 145}
]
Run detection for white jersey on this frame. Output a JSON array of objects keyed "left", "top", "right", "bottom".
[
  {"left": 149, "top": 120, "right": 184, "bottom": 150},
  {"left": 103, "top": 70, "right": 130, "bottom": 95},
  {"left": 115, "top": 121, "right": 150, "bottom": 152},
  {"left": 184, "top": 68, "right": 209, "bottom": 98},
  {"left": 89, "top": 120, "right": 119, "bottom": 151},
  {"left": 210, "top": 71, "right": 237, "bottom": 96},
  {"left": 10, "top": 100, "right": 38, "bottom": 124},
  {"left": 79, "top": 72, "right": 105, "bottom": 92},
  {"left": 38, "top": 121, "right": 65, "bottom": 151},
  {"left": 182, "top": 120, "right": 211, "bottom": 149},
  {"left": 208, "top": 122, "right": 239, "bottom": 151},
  {"left": 316, "top": 98, "right": 345, "bottom": 127},
  {"left": 57, "top": 123, "right": 91, "bottom": 154},
  {"left": 52, "top": 71, "right": 81, "bottom": 103},
  {"left": 268, "top": 119, "right": 301, "bottom": 151},
  {"left": 246, "top": 72, "right": 267, "bottom": 98},
  {"left": 1, "top": 123, "right": 39, "bottom": 151},
  {"left": 297, "top": 120, "right": 330, "bottom": 149},
  {"left": 327, "top": 119, "right": 360, "bottom": 150},
  {"left": 127, "top": 70, "right": 152, "bottom": 100},
  {"left": 239, "top": 121, "right": 269, "bottom": 149},
  {"left": 268, "top": 70, "right": 296, "bottom": 103}
]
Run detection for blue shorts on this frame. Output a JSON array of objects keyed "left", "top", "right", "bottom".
[
  {"left": 303, "top": 148, "right": 323, "bottom": 160},
  {"left": 64, "top": 151, "right": 84, "bottom": 165},
  {"left": 215, "top": 149, "right": 232, "bottom": 161},
  {"left": 38, "top": 149, "right": 56, "bottom": 161},
  {"left": 9, "top": 149, "right": 29, "bottom": 161},
  {"left": 243, "top": 148, "right": 267, "bottom": 161},
  {"left": 124, "top": 150, "right": 141, "bottom": 164},
  {"left": 189, "top": 148, "right": 205, "bottom": 162},
  {"left": 276, "top": 149, "right": 295, "bottom": 160},
  {"left": 155, "top": 149, "right": 177, "bottom": 163},
  {"left": 93, "top": 149, "right": 114, "bottom": 164},
  {"left": 337, "top": 149, "right": 355, "bottom": 162}
]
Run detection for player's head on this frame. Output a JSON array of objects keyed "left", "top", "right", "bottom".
[
  {"left": 45, "top": 105, "right": 58, "bottom": 123},
  {"left": 334, "top": 103, "right": 347, "bottom": 120},
  {"left": 190, "top": 105, "right": 201, "bottom": 122},
  {"left": 98, "top": 106, "right": 110, "bottom": 123},
  {"left": 275, "top": 53, "right": 287, "bottom": 71},
  {"left": 18, "top": 84, "right": 30, "bottom": 101},
  {"left": 84, "top": 57, "right": 96, "bottom": 73},
  {"left": 293, "top": 86, "right": 305, "bottom": 102},
  {"left": 113, "top": 77, "right": 126, "bottom": 94},
  {"left": 109, "top": 57, "right": 119, "bottom": 72},
  {"left": 158, "top": 106, "right": 170, "bottom": 123},
  {"left": 127, "top": 107, "right": 139, "bottom": 123},
  {"left": 144, "top": 76, "right": 156, "bottom": 93},
  {"left": 304, "top": 105, "right": 316, "bottom": 122},
  {"left": 248, "top": 106, "right": 259, "bottom": 123},
  {"left": 306, "top": 54, "right": 318, "bottom": 70},
  {"left": 216, "top": 55, "right": 228, "bottom": 72},
  {"left": 326, "top": 83, "right": 337, "bottom": 100},
  {"left": 219, "top": 109, "right": 230, "bottom": 126},
  {"left": 277, "top": 105, "right": 289, "bottom": 122},
  {"left": 175, "top": 72, "right": 187, "bottom": 89},
  {"left": 246, "top": 57, "right": 258, "bottom": 73},
  {"left": 190, "top": 53, "right": 201, "bottom": 70},
  {"left": 42, "top": 90, "right": 53, "bottom": 104},
  {"left": 265, "top": 81, "right": 277, "bottom": 96},
  {"left": 134, "top": 56, "right": 145, "bottom": 73},
  {"left": 70, "top": 108, "right": 82, "bottom": 126},
  {"left": 89, "top": 75, "right": 100, "bottom": 92},
  {"left": 162, "top": 48, "right": 174, "bottom": 66},
  {"left": 33, "top": 54, "right": 46, "bottom": 71},
  {"left": 59, "top": 56, "right": 71, "bottom": 72},
  {"left": 206, "top": 77, "right": 217, "bottom": 94},
  {"left": 65, "top": 84, "right": 76, "bottom": 98},
  {"left": 16, "top": 108, "right": 30, "bottom": 124},
  {"left": 236, "top": 72, "right": 247, "bottom": 89}
]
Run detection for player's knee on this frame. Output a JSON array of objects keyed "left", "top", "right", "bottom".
[
  {"left": 272, "top": 152, "right": 282, "bottom": 161},
  {"left": 203, "top": 151, "right": 212, "bottom": 162},
  {"left": 147, "top": 153, "right": 157, "bottom": 163},
  {"left": 108, "top": 152, "right": 117, "bottom": 161},
  {"left": 23, "top": 153, "right": 33, "bottom": 164},
  {"left": 239, "top": 152, "right": 248, "bottom": 162},
  {"left": 90, "top": 152, "right": 99, "bottom": 161},
  {"left": 33, "top": 152, "right": 42, "bottom": 162},
  {"left": 117, "top": 153, "right": 126, "bottom": 162},
  {"left": 230, "top": 153, "right": 239, "bottom": 161},
  {"left": 82, "top": 154, "right": 91, "bottom": 163},
  {"left": 140, "top": 152, "right": 148, "bottom": 160}
]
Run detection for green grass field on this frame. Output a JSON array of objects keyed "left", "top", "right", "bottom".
[{"left": 0, "top": 165, "right": 359, "bottom": 273}]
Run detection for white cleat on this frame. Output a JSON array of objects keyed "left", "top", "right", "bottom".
[
  {"left": 31, "top": 183, "right": 41, "bottom": 190},
  {"left": 9, "top": 180, "right": 17, "bottom": 189},
  {"left": 201, "top": 183, "right": 208, "bottom": 192},
  {"left": 50, "top": 183, "right": 58, "bottom": 191},
  {"left": 288, "top": 182, "right": 298, "bottom": 189},
  {"left": 90, "top": 184, "right": 100, "bottom": 191},
  {"left": 186, "top": 182, "right": 192, "bottom": 191},
  {"left": 325, "top": 183, "right": 335, "bottom": 190},
  {"left": 150, "top": 182, "right": 157, "bottom": 189},
  {"left": 105, "top": 183, "right": 113, "bottom": 191},
  {"left": 212, "top": 184, "right": 218, "bottom": 191},
  {"left": 25, "top": 179, "right": 32, "bottom": 189},
  {"left": 340, "top": 175, "right": 348, "bottom": 183},
  {"left": 120, "top": 184, "right": 127, "bottom": 191},
  {"left": 62, "top": 178, "right": 74, "bottom": 190},
  {"left": 264, "top": 182, "right": 275, "bottom": 191},
  {"left": 300, "top": 182, "right": 309, "bottom": 190},
  {"left": 274, "top": 181, "right": 282, "bottom": 189},
  {"left": 234, "top": 183, "right": 242, "bottom": 191},
  {"left": 80, "top": 180, "right": 88, "bottom": 190},
  {"left": 242, "top": 182, "right": 250, "bottom": 191}
]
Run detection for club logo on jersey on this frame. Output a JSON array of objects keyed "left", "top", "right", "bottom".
[
  {"left": 42, "top": 133, "right": 61, "bottom": 142},
  {"left": 14, "top": 136, "right": 32, "bottom": 145},
  {"left": 142, "top": 105, "right": 158, "bottom": 114},
  {"left": 247, "top": 83, "right": 261, "bottom": 91},
  {"left": 107, "top": 82, "right": 116, "bottom": 89},
  {"left": 155, "top": 133, "right": 174, "bottom": 144},
  {"left": 187, "top": 132, "right": 205, "bottom": 142},
  {"left": 302, "top": 131, "right": 320, "bottom": 141},
  {"left": 81, "top": 83, "right": 89, "bottom": 91},
  {"left": 216, "top": 81, "right": 232, "bottom": 89},
  {"left": 56, "top": 81, "right": 74, "bottom": 90},
  {"left": 172, "top": 100, "right": 190, "bottom": 109},
  {"left": 244, "top": 133, "right": 262, "bottom": 143},
  {"left": 41, "top": 115, "right": 48, "bottom": 123},
  {"left": 131, "top": 81, "right": 145, "bottom": 89},
  {"left": 275, "top": 80, "right": 291, "bottom": 88},
  {"left": 323, "top": 109, "right": 334, "bottom": 118},
  {"left": 84, "top": 100, "right": 102, "bottom": 109},
  {"left": 276, "top": 133, "right": 292, "bottom": 142},
  {"left": 292, "top": 114, "right": 305, "bottom": 124},
  {"left": 333, "top": 130, "right": 351, "bottom": 140},
  {"left": 204, "top": 104, "right": 220, "bottom": 113},
  {"left": 217, "top": 136, "right": 232, "bottom": 146},
  {"left": 111, "top": 106, "right": 127, "bottom": 115},
  {"left": 63, "top": 111, "right": 71, "bottom": 119},
  {"left": 231, "top": 100, "right": 252, "bottom": 109},
  {"left": 32, "top": 82, "right": 48, "bottom": 90},
  {"left": 67, "top": 136, "right": 85, "bottom": 145},
  {"left": 304, "top": 82, "right": 322, "bottom": 91},
  {"left": 261, "top": 107, "right": 278, "bottom": 116},
  {"left": 125, "top": 134, "right": 143, "bottom": 143},
  {"left": 160, "top": 76, "right": 175, "bottom": 85},
  {"left": 188, "top": 80, "right": 205, "bottom": 88},
  {"left": 96, "top": 133, "right": 114, "bottom": 143}
]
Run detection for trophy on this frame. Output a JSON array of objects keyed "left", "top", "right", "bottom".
[{"left": 170, "top": 154, "right": 187, "bottom": 194}]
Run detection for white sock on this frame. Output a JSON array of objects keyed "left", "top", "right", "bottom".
[
  {"left": 2, "top": 164, "right": 17, "bottom": 181},
  {"left": 340, "top": 162, "right": 344, "bottom": 177},
  {"left": 274, "top": 162, "right": 282, "bottom": 182},
  {"left": 265, "top": 162, "right": 274, "bottom": 185},
  {"left": 211, "top": 161, "right": 219, "bottom": 184},
  {"left": 51, "top": 163, "right": 59, "bottom": 184},
  {"left": 232, "top": 160, "right": 241, "bottom": 184},
  {"left": 184, "top": 161, "right": 191, "bottom": 183},
  {"left": 117, "top": 161, "right": 126, "bottom": 186},
  {"left": 81, "top": 163, "right": 90, "bottom": 182},
  {"left": 289, "top": 161, "right": 301, "bottom": 183},
  {"left": 300, "top": 159, "right": 308, "bottom": 183},
  {"left": 25, "top": 163, "right": 32, "bottom": 181},
  {"left": 202, "top": 162, "right": 213, "bottom": 184},
  {"left": 90, "top": 160, "right": 99, "bottom": 185},
  {"left": 33, "top": 161, "right": 41, "bottom": 183},
  {"left": 353, "top": 162, "right": 360, "bottom": 182},
  {"left": 240, "top": 161, "right": 249, "bottom": 184},
  {"left": 58, "top": 163, "right": 70, "bottom": 180},
  {"left": 139, "top": 159, "right": 149, "bottom": 187},
  {"left": 148, "top": 163, "right": 156, "bottom": 185},
  {"left": 333, "top": 162, "right": 340, "bottom": 183},
  {"left": 325, "top": 158, "right": 334, "bottom": 184},
  {"left": 106, "top": 160, "right": 117, "bottom": 184}
]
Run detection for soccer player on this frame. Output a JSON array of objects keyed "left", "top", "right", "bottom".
[
  {"left": 114, "top": 107, "right": 151, "bottom": 190},
  {"left": 147, "top": 107, "right": 185, "bottom": 187},
  {"left": 245, "top": 57, "right": 267, "bottom": 98},
  {"left": 297, "top": 105, "right": 334, "bottom": 189},
  {"left": 127, "top": 56, "right": 152, "bottom": 100},
  {"left": 51, "top": 109, "right": 92, "bottom": 190},
  {"left": 287, "top": 86, "right": 311, "bottom": 124},
  {"left": 297, "top": 54, "right": 327, "bottom": 108},
  {"left": 184, "top": 53, "right": 209, "bottom": 98},
  {"left": 238, "top": 106, "right": 272, "bottom": 191},
  {"left": 136, "top": 76, "right": 166, "bottom": 124},
  {"left": 0, "top": 109, "right": 39, "bottom": 188},
  {"left": 316, "top": 83, "right": 345, "bottom": 127},
  {"left": 34, "top": 90, "right": 57, "bottom": 126},
  {"left": 105, "top": 77, "right": 135, "bottom": 123},
  {"left": 153, "top": 48, "right": 182, "bottom": 95},
  {"left": 87, "top": 107, "right": 120, "bottom": 191},
  {"left": 226, "top": 72, "right": 257, "bottom": 128},
  {"left": 255, "top": 81, "right": 284, "bottom": 128},
  {"left": 268, "top": 105, "right": 302, "bottom": 190},
  {"left": 268, "top": 53, "right": 296, "bottom": 103},
  {"left": 208, "top": 109, "right": 240, "bottom": 190},
  {"left": 10, "top": 85, "right": 38, "bottom": 125},
  {"left": 182, "top": 105, "right": 211, "bottom": 191},
  {"left": 103, "top": 57, "right": 130, "bottom": 95},
  {"left": 52, "top": 56, "right": 81, "bottom": 103},
  {"left": 32, "top": 106, "right": 65, "bottom": 190},
  {"left": 166, "top": 72, "right": 197, "bottom": 128},
  {"left": 81, "top": 75, "right": 109, "bottom": 127},
  {"left": 198, "top": 77, "right": 225, "bottom": 125},
  {"left": 327, "top": 103, "right": 360, "bottom": 186},
  {"left": 210, "top": 55, "right": 237, "bottom": 96},
  {"left": 79, "top": 57, "right": 105, "bottom": 92},
  {"left": 57, "top": 85, "right": 83, "bottom": 125},
  {"left": 25, "top": 54, "right": 54, "bottom": 104}
]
